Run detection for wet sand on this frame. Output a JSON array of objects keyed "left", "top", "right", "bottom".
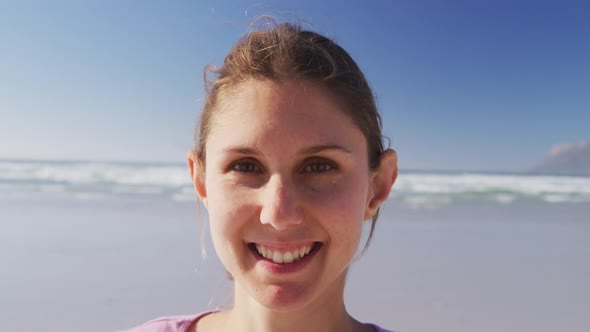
[{"left": 1, "top": 196, "right": 589, "bottom": 331}]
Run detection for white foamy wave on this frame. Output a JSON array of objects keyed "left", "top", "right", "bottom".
[
  {"left": 0, "top": 160, "right": 192, "bottom": 200},
  {"left": 392, "top": 172, "right": 590, "bottom": 207},
  {"left": 112, "top": 185, "right": 165, "bottom": 195},
  {"left": 0, "top": 161, "right": 190, "bottom": 186},
  {"left": 395, "top": 173, "right": 590, "bottom": 195},
  {"left": 2, "top": 161, "right": 590, "bottom": 206}
]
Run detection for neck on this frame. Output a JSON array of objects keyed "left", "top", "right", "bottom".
[{"left": 223, "top": 274, "right": 360, "bottom": 332}]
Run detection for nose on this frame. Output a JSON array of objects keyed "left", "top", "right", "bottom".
[{"left": 259, "top": 175, "right": 303, "bottom": 230}]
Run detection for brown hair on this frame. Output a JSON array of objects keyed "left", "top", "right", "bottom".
[{"left": 195, "top": 21, "right": 386, "bottom": 255}]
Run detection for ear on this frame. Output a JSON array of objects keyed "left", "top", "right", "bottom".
[
  {"left": 364, "top": 149, "right": 398, "bottom": 220},
  {"left": 186, "top": 150, "right": 208, "bottom": 207}
]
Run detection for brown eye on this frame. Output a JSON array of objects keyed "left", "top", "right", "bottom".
[
  {"left": 231, "top": 161, "right": 261, "bottom": 173},
  {"left": 304, "top": 162, "right": 334, "bottom": 173}
]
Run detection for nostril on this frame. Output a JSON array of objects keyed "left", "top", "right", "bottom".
[{"left": 259, "top": 176, "right": 303, "bottom": 228}]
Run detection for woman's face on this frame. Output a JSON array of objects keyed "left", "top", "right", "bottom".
[{"left": 192, "top": 79, "right": 389, "bottom": 311}]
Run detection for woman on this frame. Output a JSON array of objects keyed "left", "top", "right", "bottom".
[{"left": 127, "top": 22, "right": 398, "bottom": 332}]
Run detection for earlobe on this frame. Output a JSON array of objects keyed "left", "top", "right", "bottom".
[
  {"left": 364, "top": 149, "right": 398, "bottom": 220},
  {"left": 186, "top": 150, "right": 208, "bottom": 206}
]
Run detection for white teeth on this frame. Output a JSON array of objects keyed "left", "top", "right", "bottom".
[
  {"left": 261, "top": 246, "right": 267, "bottom": 258},
  {"left": 272, "top": 251, "right": 283, "bottom": 263},
  {"left": 255, "top": 243, "right": 315, "bottom": 264}
]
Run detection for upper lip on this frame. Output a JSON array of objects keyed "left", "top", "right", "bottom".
[
  {"left": 249, "top": 240, "right": 318, "bottom": 246},
  {"left": 247, "top": 241, "right": 320, "bottom": 251}
]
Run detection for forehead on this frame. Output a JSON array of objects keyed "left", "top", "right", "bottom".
[
  {"left": 217, "top": 80, "right": 344, "bottom": 123},
  {"left": 207, "top": 79, "right": 366, "bottom": 153}
]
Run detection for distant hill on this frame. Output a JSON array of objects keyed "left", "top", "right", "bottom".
[{"left": 532, "top": 141, "right": 590, "bottom": 176}]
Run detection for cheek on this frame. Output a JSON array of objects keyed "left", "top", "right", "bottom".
[
  {"left": 307, "top": 175, "right": 368, "bottom": 222},
  {"left": 204, "top": 184, "right": 250, "bottom": 253},
  {"left": 307, "top": 177, "right": 367, "bottom": 246},
  {"left": 206, "top": 174, "right": 251, "bottom": 221},
  {"left": 205, "top": 188, "right": 257, "bottom": 277}
]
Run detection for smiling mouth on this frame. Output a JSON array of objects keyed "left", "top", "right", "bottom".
[{"left": 248, "top": 242, "right": 321, "bottom": 264}]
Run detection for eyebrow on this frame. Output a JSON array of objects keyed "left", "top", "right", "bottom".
[
  {"left": 223, "top": 144, "right": 352, "bottom": 156},
  {"left": 223, "top": 147, "right": 263, "bottom": 156},
  {"left": 298, "top": 144, "right": 352, "bottom": 155}
]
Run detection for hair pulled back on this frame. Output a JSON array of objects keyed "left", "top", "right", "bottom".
[{"left": 195, "top": 21, "right": 386, "bottom": 254}]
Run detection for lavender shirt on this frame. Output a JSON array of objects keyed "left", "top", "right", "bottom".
[{"left": 122, "top": 312, "right": 394, "bottom": 332}]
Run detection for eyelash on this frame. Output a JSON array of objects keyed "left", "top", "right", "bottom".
[
  {"left": 230, "top": 159, "right": 262, "bottom": 173},
  {"left": 229, "top": 159, "right": 336, "bottom": 174},
  {"left": 303, "top": 161, "right": 335, "bottom": 173}
]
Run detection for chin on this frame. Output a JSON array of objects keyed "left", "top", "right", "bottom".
[
  {"left": 257, "top": 283, "right": 319, "bottom": 312},
  {"left": 254, "top": 271, "right": 347, "bottom": 313}
]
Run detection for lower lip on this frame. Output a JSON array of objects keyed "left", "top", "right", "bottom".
[{"left": 250, "top": 243, "right": 321, "bottom": 274}]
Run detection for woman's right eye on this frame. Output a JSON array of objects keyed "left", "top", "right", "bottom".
[{"left": 230, "top": 160, "right": 261, "bottom": 173}]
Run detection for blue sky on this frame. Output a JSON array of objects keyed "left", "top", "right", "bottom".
[{"left": 1, "top": 0, "right": 589, "bottom": 171}]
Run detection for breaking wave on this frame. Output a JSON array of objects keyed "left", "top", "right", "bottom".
[{"left": 2, "top": 160, "right": 589, "bottom": 207}]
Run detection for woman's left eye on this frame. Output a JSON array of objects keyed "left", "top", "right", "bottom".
[{"left": 304, "top": 162, "right": 334, "bottom": 173}]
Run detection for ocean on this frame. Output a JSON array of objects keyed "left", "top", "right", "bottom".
[
  {"left": 2, "top": 159, "right": 589, "bottom": 206},
  {"left": 1, "top": 160, "right": 589, "bottom": 331}
]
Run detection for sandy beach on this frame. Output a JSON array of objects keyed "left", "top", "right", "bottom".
[
  {"left": 4, "top": 2, "right": 590, "bottom": 330},
  {"left": 2, "top": 192, "right": 589, "bottom": 332}
]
